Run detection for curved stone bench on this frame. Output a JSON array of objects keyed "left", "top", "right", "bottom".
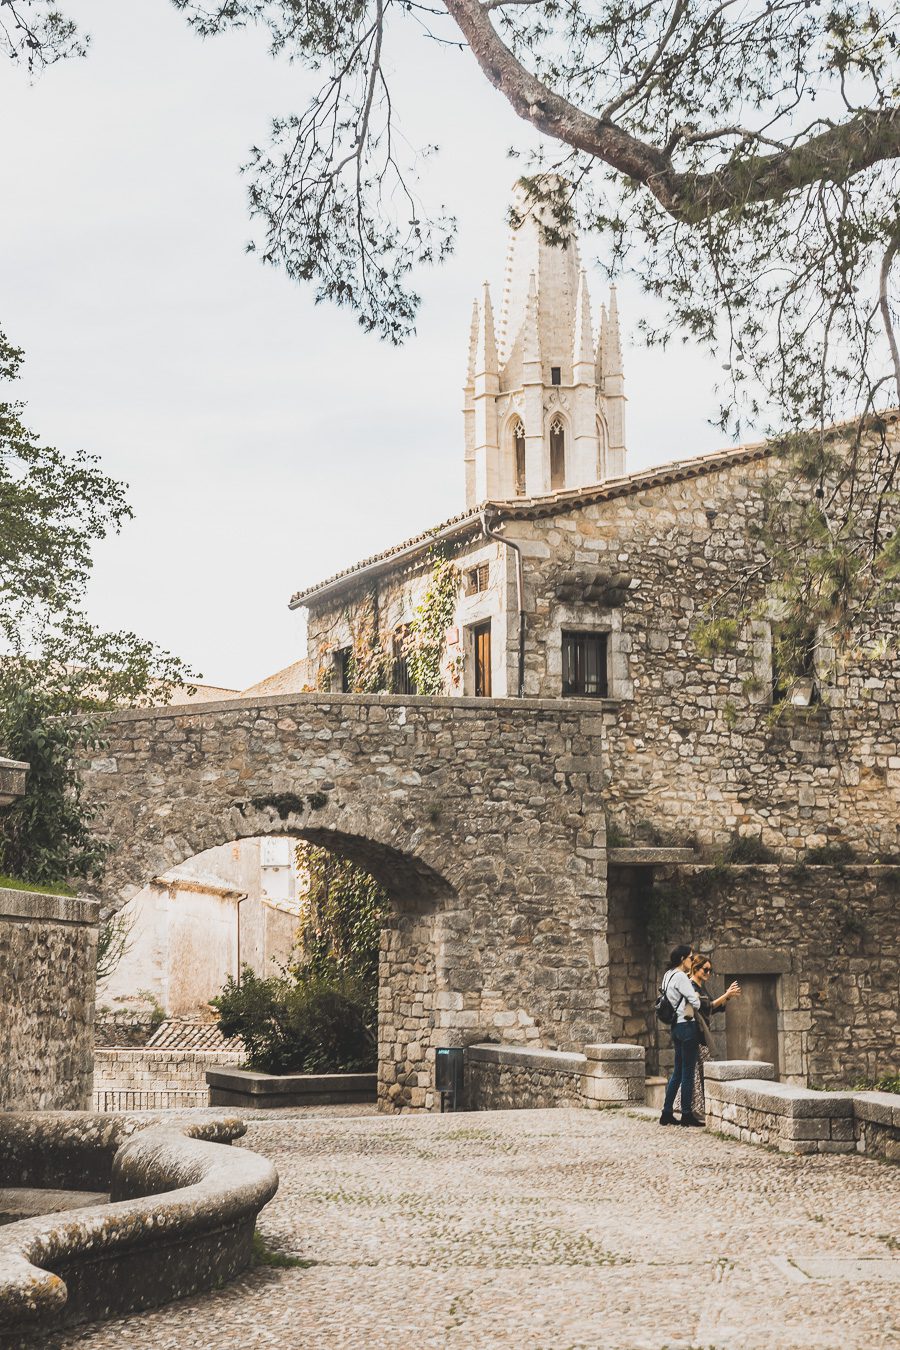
[{"left": 0, "top": 1111, "right": 278, "bottom": 1342}]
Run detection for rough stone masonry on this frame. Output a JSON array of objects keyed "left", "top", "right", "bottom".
[{"left": 80, "top": 694, "right": 611, "bottom": 1111}]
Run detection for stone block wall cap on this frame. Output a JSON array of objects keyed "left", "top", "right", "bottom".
[
  {"left": 104, "top": 689, "right": 621, "bottom": 724},
  {"left": 711, "top": 947, "right": 792, "bottom": 975},
  {"left": 583, "top": 1044, "right": 645, "bottom": 1061},
  {"left": 0, "top": 888, "right": 99, "bottom": 926},
  {"left": 205, "top": 1067, "right": 376, "bottom": 1093},
  {"left": 466, "top": 1043, "right": 587, "bottom": 1071},
  {"left": 703, "top": 1060, "right": 775, "bottom": 1082},
  {"left": 0, "top": 758, "right": 29, "bottom": 772},
  {"left": 853, "top": 1092, "right": 900, "bottom": 1128},
  {"left": 712, "top": 1079, "right": 857, "bottom": 1117}
]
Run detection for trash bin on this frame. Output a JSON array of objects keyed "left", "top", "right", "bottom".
[{"left": 434, "top": 1046, "right": 465, "bottom": 1112}]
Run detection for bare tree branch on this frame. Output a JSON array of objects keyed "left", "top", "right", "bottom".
[{"left": 442, "top": 0, "right": 900, "bottom": 223}]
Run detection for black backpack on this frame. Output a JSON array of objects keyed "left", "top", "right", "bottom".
[{"left": 654, "top": 971, "right": 684, "bottom": 1026}]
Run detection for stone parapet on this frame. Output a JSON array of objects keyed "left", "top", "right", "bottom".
[
  {"left": 853, "top": 1091, "right": 900, "bottom": 1162},
  {"left": 0, "top": 886, "right": 97, "bottom": 1111},
  {"left": 705, "top": 1061, "right": 899, "bottom": 1159},
  {"left": 94, "top": 1049, "right": 245, "bottom": 1112},
  {"left": 0, "top": 1111, "right": 277, "bottom": 1339},
  {"left": 465, "top": 1041, "right": 645, "bottom": 1111},
  {"left": 0, "top": 758, "right": 28, "bottom": 807}
]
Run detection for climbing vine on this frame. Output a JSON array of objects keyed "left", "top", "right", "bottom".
[
  {"left": 346, "top": 588, "right": 389, "bottom": 693},
  {"left": 404, "top": 551, "right": 460, "bottom": 696}
]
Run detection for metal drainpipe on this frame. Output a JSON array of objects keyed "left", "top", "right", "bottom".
[
  {"left": 480, "top": 509, "right": 526, "bottom": 699},
  {"left": 235, "top": 894, "right": 247, "bottom": 984}
]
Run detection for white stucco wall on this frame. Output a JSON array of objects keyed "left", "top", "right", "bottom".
[{"left": 98, "top": 836, "right": 303, "bottom": 1016}]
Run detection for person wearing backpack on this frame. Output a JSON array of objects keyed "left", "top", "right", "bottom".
[{"left": 658, "top": 944, "right": 703, "bottom": 1127}]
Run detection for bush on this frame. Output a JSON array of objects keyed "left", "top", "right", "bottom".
[
  {"left": 214, "top": 964, "right": 376, "bottom": 1076},
  {"left": 805, "top": 841, "right": 857, "bottom": 864}
]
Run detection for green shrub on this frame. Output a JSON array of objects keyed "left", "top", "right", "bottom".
[
  {"left": 723, "top": 835, "right": 775, "bottom": 863},
  {"left": 853, "top": 1075, "right": 900, "bottom": 1095},
  {"left": 805, "top": 841, "right": 856, "bottom": 864},
  {"left": 214, "top": 964, "right": 376, "bottom": 1076}
]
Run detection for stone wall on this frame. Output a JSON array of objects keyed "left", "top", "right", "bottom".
[
  {"left": 0, "top": 886, "right": 98, "bottom": 1110},
  {"left": 854, "top": 1092, "right": 900, "bottom": 1162},
  {"left": 607, "top": 863, "right": 899, "bottom": 1088},
  {"left": 79, "top": 693, "right": 610, "bottom": 1112},
  {"left": 93, "top": 1048, "right": 243, "bottom": 1111},
  {"left": 305, "top": 440, "right": 900, "bottom": 861},
  {"left": 704, "top": 1061, "right": 900, "bottom": 1161},
  {"left": 465, "top": 1042, "right": 645, "bottom": 1111},
  {"left": 504, "top": 446, "right": 900, "bottom": 858}
]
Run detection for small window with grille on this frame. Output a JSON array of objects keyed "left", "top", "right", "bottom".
[
  {"left": 562, "top": 631, "right": 609, "bottom": 698},
  {"left": 465, "top": 562, "right": 490, "bottom": 595},
  {"left": 551, "top": 366, "right": 562, "bottom": 385},
  {"left": 391, "top": 633, "right": 416, "bottom": 695}
]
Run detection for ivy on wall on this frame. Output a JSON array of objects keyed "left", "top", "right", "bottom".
[
  {"left": 405, "top": 551, "right": 460, "bottom": 696},
  {"left": 346, "top": 588, "right": 390, "bottom": 694}
]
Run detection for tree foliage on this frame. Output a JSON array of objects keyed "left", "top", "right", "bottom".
[
  {"left": 0, "top": 330, "right": 192, "bottom": 884},
  {"left": 296, "top": 839, "right": 388, "bottom": 986},
  {"left": 213, "top": 843, "right": 386, "bottom": 1074},
  {"left": 7, "top": 1, "right": 900, "bottom": 665},
  {"left": 214, "top": 963, "right": 376, "bottom": 1074}
]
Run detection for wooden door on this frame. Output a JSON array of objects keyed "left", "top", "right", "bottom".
[{"left": 473, "top": 621, "right": 492, "bottom": 697}]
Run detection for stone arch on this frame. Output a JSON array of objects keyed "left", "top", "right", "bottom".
[{"left": 81, "top": 693, "right": 612, "bottom": 1111}]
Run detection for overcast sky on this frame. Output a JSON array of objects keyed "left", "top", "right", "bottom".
[{"left": 2, "top": 0, "right": 734, "bottom": 690}]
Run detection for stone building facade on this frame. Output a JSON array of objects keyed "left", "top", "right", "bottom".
[{"left": 284, "top": 198, "right": 899, "bottom": 1092}]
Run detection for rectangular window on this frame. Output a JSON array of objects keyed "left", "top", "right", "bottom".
[
  {"left": 391, "top": 634, "right": 415, "bottom": 695},
  {"left": 562, "top": 631, "right": 609, "bottom": 698},
  {"left": 473, "top": 621, "right": 492, "bottom": 697},
  {"left": 551, "top": 366, "right": 562, "bottom": 386},
  {"left": 771, "top": 622, "right": 816, "bottom": 704},
  {"left": 465, "top": 562, "right": 490, "bottom": 595}
]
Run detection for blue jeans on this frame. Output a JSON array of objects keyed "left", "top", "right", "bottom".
[{"left": 663, "top": 1022, "right": 700, "bottom": 1117}]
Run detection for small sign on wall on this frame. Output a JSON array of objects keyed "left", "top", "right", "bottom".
[{"left": 446, "top": 627, "right": 460, "bottom": 646}]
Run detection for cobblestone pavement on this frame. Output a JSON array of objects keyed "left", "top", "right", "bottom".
[{"left": 58, "top": 1108, "right": 899, "bottom": 1350}]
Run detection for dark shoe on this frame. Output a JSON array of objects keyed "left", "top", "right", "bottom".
[
  {"left": 678, "top": 1113, "right": 705, "bottom": 1127},
  {"left": 659, "top": 1112, "right": 677, "bottom": 1125}
]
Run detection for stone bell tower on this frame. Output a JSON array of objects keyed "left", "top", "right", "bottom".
[{"left": 463, "top": 188, "right": 627, "bottom": 506}]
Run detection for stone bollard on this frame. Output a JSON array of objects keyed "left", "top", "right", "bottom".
[{"left": 581, "top": 1044, "right": 645, "bottom": 1107}]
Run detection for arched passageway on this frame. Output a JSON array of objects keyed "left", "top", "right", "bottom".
[{"left": 80, "top": 692, "right": 610, "bottom": 1110}]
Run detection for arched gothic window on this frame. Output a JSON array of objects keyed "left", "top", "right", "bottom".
[
  {"left": 550, "top": 415, "right": 566, "bottom": 491},
  {"left": 596, "top": 416, "right": 608, "bottom": 481},
  {"left": 512, "top": 419, "right": 526, "bottom": 496}
]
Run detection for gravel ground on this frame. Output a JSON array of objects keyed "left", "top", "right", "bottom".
[{"left": 56, "top": 1107, "right": 899, "bottom": 1350}]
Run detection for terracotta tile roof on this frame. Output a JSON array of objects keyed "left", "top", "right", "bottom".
[
  {"left": 288, "top": 439, "right": 774, "bottom": 608},
  {"left": 146, "top": 1019, "right": 241, "bottom": 1052}
]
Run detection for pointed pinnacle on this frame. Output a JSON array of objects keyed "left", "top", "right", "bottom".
[
  {"left": 466, "top": 298, "right": 480, "bottom": 384},
  {"left": 606, "top": 285, "right": 623, "bottom": 376},
  {"left": 475, "top": 281, "right": 499, "bottom": 377},
  {"left": 573, "top": 270, "right": 594, "bottom": 371},
  {"left": 523, "top": 270, "right": 541, "bottom": 366}
]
